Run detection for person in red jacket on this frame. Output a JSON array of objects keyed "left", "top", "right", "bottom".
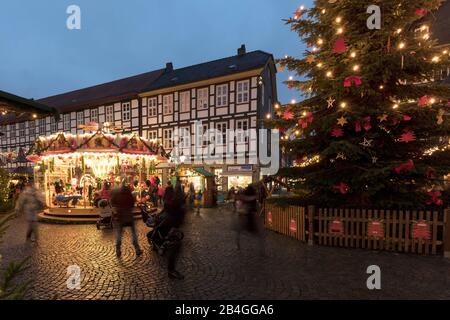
[{"left": 110, "top": 183, "right": 142, "bottom": 258}]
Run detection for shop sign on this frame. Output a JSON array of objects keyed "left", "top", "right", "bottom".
[
  {"left": 227, "top": 165, "right": 253, "bottom": 173},
  {"left": 412, "top": 220, "right": 431, "bottom": 240},
  {"left": 289, "top": 218, "right": 297, "bottom": 233},
  {"left": 367, "top": 220, "right": 384, "bottom": 238},
  {"left": 329, "top": 219, "right": 344, "bottom": 236}
]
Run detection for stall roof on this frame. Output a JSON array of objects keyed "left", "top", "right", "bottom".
[{"left": 193, "top": 168, "right": 214, "bottom": 177}]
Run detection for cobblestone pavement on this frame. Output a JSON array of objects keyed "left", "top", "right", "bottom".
[{"left": 1, "top": 206, "right": 450, "bottom": 300}]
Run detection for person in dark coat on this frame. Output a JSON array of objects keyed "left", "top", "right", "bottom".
[
  {"left": 234, "top": 184, "right": 265, "bottom": 255},
  {"left": 110, "top": 183, "right": 142, "bottom": 258},
  {"left": 159, "top": 178, "right": 186, "bottom": 279}
]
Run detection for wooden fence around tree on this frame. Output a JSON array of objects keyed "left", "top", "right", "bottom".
[{"left": 264, "top": 202, "right": 450, "bottom": 256}]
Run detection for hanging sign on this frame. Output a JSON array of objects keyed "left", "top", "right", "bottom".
[
  {"left": 367, "top": 220, "right": 384, "bottom": 238},
  {"left": 329, "top": 219, "right": 344, "bottom": 236},
  {"left": 289, "top": 218, "right": 297, "bottom": 233},
  {"left": 267, "top": 211, "right": 273, "bottom": 225},
  {"left": 413, "top": 220, "right": 431, "bottom": 240}
]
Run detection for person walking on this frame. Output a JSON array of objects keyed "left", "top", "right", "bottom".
[
  {"left": 234, "top": 184, "right": 265, "bottom": 255},
  {"left": 159, "top": 178, "right": 186, "bottom": 279},
  {"left": 15, "top": 180, "right": 45, "bottom": 242},
  {"left": 157, "top": 184, "right": 165, "bottom": 207},
  {"left": 110, "top": 182, "right": 142, "bottom": 258}
]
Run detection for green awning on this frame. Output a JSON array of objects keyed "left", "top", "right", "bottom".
[{"left": 193, "top": 167, "right": 214, "bottom": 177}]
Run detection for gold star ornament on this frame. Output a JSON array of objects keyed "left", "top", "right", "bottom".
[
  {"left": 377, "top": 114, "right": 388, "bottom": 122},
  {"left": 337, "top": 116, "right": 348, "bottom": 126}
]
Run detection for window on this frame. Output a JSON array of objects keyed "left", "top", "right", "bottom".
[
  {"left": 91, "top": 109, "right": 98, "bottom": 123},
  {"left": 39, "top": 119, "right": 46, "bottom": 134},
  {"left": 19, "top": 123, "right": 26, "bottom": 137},
  {"left": 179, "top": 91, "right": 190, "bottom": 113},
  {"left": 197, "top": 88, "right": 209, "bottom": 110},
  {"left": 178, "top": 127, "right": 190, "bottom": 148},
  {"left": 122, "top": 102, "right": 131, "bottom": 121},
  {"left": 216, "top": 84, "right": 228, "bottom": 107},
  {"left": 163, "top": 128, "right": 173, "bottom": 149},
  {"left": 216, "top": 122, "right": 228, "bottom": 145},
  {"left": 147, "top": 130, "right": 157, "bottom": 141},
  {"left": 105, "top": 105, "right": 114, "bottom": 123},
  {"left": 163, "top": 95, "right": 173, "bottom": 115},
  {"left": 29, "top": 122, "right": 35, "bottom": 137},
  {"left": 63, "top": 114, "right": 71, "bottom": 131},
  {"left": 202, "top": 124, "right": 209, "bottom": 147},
  {"left": 237, "top": 80, "right": 250, "bottom": 104},
  {"left": 50, "top": 117, "right": 57, "bottom": 133},
  {"left": 148, "top": 97, "right": 157, "bottom": 117},
  {"left": 77, "top": 112, "right": 84, "bottom": 127},
  {"left": 236, "top": 119, "right": 248, "bottom": 143}
]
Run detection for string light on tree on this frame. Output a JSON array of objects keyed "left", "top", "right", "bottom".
[
  {"left": 335, "top": 16, "right": 342, "bottom": 23},
  {"left": 340, "top": 102, "right": 347, "bottom": 109},
  {"left": 337, "top": 27, "right": 344, "bottom": 34},
  {"left": 350, "top": 52, "right": 356, "bottom": 58},
  {"left": 398, "top": 42, "right": 406, "bottom": 49},
  {"left": 326, "top": 71, "right": 333, "bottom": 77},
  {"left": 352, "top": 65, "right": 360, "bottom": 71}
]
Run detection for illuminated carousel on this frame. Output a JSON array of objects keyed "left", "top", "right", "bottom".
[{"left": 26, "top": 122, "right": 169, "bottom": 222}]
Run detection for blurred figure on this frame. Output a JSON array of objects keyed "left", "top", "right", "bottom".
[
  {"left": 157, "top": 184, "right": 165, "bottom": 207},
  {"left": 234, "top": 184, "right": 265, "bottom": 255},
  {"left": 110, "top": 183, "right": 142, "bottom": 258},
  {"left": 15, "top": 181, "right": 45, "bottom": 242},
  {"left": 188, "top": 183, "right": 195, "bottom": 208},
  {"left": 163, "top": 181, "right": 174, "bottom": 206},
  {"left": 159, "top": 179, "right": 186, "bottom": 279}
]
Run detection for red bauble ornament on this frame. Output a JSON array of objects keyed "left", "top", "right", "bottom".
[
  {"left": 333, "top": 182, "right": 349, "bottom": 194},
  {"left": 394, "top": 160, "right": 414, "bottom": 174},
  {"left": 344, "top": 76, "right": 362, "bottom": 87},
  {"left": 333, "top": 37, "right": 347, "bottom": 54},
  {"left": 282, "top": 110, "right": 294, "bottom": 120}
]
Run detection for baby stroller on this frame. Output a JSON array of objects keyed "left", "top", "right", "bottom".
[
  {"left": 96, "top": 199, "right": 113, "bottom": 230},
  {"left": 143, "top": 209, "right": 183, "bottom": 255}
]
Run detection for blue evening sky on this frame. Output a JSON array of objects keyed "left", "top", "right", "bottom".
[{"left": 0, "top": 0, "right": 313, "bottom": 104}]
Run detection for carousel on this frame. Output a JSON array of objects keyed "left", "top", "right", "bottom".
[{"left": 26, "top": 122, "right": 169, "bottom": 222}]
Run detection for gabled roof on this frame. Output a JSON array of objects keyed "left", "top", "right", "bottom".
[
  {"left": 145, "top": 50, "right": 274, "bottom": 92},
  {"left": 37, "top": 69, "right": 165, "bottom": 113},
  {"left": 33, "top": 47, "right": 274, "bottom": 114}
]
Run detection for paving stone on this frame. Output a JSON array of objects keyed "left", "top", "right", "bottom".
[{"left": 1, "top": 207, "right": 450, "bottom": 299}]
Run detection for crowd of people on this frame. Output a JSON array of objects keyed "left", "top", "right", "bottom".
[{"left": 11, "top": 174, "right": 268, "bottom": 280}]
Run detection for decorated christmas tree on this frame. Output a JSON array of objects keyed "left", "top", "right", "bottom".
[{"left": 271, "top": 0, "right": 450, "bottom": 208}]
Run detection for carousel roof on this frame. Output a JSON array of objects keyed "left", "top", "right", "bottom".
[{"left": 26, "top": 129, "right": 169, "bottom": 161}]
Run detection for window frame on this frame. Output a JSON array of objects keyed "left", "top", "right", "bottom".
[
  {"left": 163, "top": 95, "right": 174, "bottom": 115},
  {"left": 105, "top": 105, "right": 114, "bottom": 123},
  {"left": 216, "top": 121, "right": 228, "bottom": 145},
  {"left": 163, "top": 128, "right": 173, "bottom": 149},
  {"left": 147, "top": 130, "right": 158, "bottom": 141},
  {"left": 90, "top": 108, "right": 98, "bottom": 123},
  {"left": 216, "top": 84, "right": 228, "bottom": 107},
  {"left": 236, "top": 80, "right": 250, "bottom": 104},
  {"left": 76, "top": 111, "right": 84, "bottom": 127},
  {"left": 236, "top": 119, "right": 248, "bottom": 144},
  {"left": 148, "top": 97, "right": 157, "bottom": 117},
  {"left": 63, "top": 114, "right": 71, "bottom": 131},
  {"left": 179, "top": 91, "right": 191, "bottom": 113},
  {"left": 122, "top": 102, "right": 131, "bottom": 121},
  {"left": 197, "top": 87, "right": 209, "bottom": 110}
]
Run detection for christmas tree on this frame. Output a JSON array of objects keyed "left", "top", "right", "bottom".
[{"left": 271, "top": 0, "right": 450, "bottom": 208}]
